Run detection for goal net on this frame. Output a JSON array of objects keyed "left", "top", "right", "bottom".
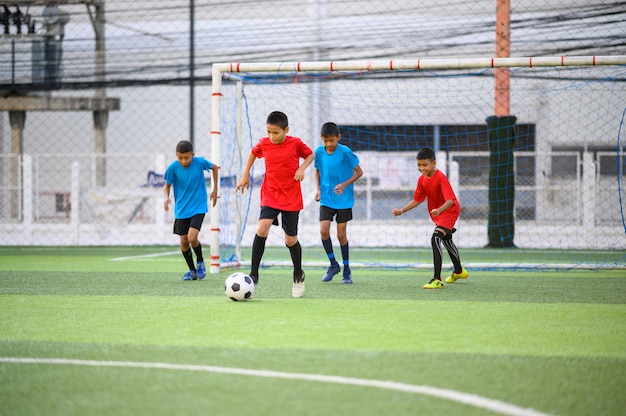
[{"left": 209, "top": 57, "right": 626, "bottom": 273}]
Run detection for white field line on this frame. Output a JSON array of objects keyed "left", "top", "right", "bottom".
[
  {"left": 110, "top": 251, "right": 179, "bottom": 261},
  {"left": 0, "top": 357, "right": 551, "bottom": 416}
]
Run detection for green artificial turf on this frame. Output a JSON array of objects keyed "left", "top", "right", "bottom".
[{"left": 0, "top": 246, "right": 625, "bottom": 416}]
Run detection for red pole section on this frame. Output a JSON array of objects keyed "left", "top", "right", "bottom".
[{"left": 495, "top": 0, "right": 511, "bottom": 117}]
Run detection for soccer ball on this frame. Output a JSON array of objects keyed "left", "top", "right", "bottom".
[{"left": 224, "top": 272, "right": 255, "bottom": 301}]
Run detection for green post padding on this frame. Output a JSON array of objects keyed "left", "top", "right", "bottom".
[{"left": 486, "top": 115, "right": 517, "bottom": 248}]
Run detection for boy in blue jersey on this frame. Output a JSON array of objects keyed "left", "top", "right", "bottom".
[
  {"left": 314, "top": 122, "right": 363, "bottom": 283},
  {"left": 164, "top": 140, "right": 219, "bottom": 280}
]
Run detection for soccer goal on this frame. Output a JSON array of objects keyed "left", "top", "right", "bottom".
[{"left": 208, "top": 56, "right": 626, "bottom": 273}]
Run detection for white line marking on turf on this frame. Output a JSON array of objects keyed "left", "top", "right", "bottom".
[
  {"left": 110, "top": 251, "right": 179, "bottom": 261},
  {"left": 0, "top": 357, "right": 551, "bottom": 416}
]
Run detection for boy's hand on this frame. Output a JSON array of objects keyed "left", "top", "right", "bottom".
[
  {"left": 392, "top": 208, "right": 402, "bottom": 216},
  {"left": 315, "top": 190, "right": 321, "bottom": 202},
  {"left": 164, "top": 198, "right": 171, "bottom": 211},
  {"left": 294, "top": 166, "right": 306, "bottom": 182},
  {"left": 236, "top": 177, "right": 250, "bottom": 193},
  {"left": 210, "top": 190, "right": 219, "bottom": 207}
]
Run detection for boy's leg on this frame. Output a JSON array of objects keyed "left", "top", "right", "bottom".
[
  {"left": 287, "top": 236, "right": 305, "bottom": 298},
  {"left": 187, "top": 223, "right": 206, "bottom": 278},
  {"left": 282, "top": 210, "right": 305, "bottom": 298},
  {"left": 181, "top": 238, "right": 198, "bottom": 281},
  {"left": 322, "top": 237, "right": 338, "bottom": 265},
  {"left": 336, "top": 210, "right": 353, "bottom": 284},
  {"left": 424, "top": 229, "right": 445, "bottom": 288},
  {"left": 182, "top": 245, "right": 196, "bottom": 270},
  {"left": 286, "top": 240, "right": 303, "bottom": 281},
  {"left": 442, "top": 238, "right": 462, "bottom": 273},
  {"left": 337, "top": 223, "right": 352, "bottom": 284},
  {"left": 320, "top": 208, "right": 340, "bottom": 282},
  {"left": 250, "top": 234, "right": 266, "bottom": 284},
  {"left": 321, "top": 236, "right": 341, "bottom": 282},
  {"left": 174, "top": 218, "right": 198, "bottom": 281},
  {"left": 431, "top": 228, "right": 449, "bottom": 279},
  {"left": 340, "top": 241, "right": 352, "bottom": 283},
  {"left": 321, "top": 219, "right": 339, "bottom": 266},
  {"left": 441, "top": 229, "right": 469, "bottom": 283},
  {"left": 192, "top": 241, "right": 206, "bottom": 278},
  {"left": 250, "top": 217, "right": 274, "bottom": 284}
]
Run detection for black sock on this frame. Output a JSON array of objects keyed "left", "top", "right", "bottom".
[
  {"left": 182, "top": 249, "right": 195, "bottom": 271},
  {"left": 431, "top": 234, "right": 443, "bottom": 279},
  {"left": 287, "top": 241, "right": 303, "bottom": 281},
  {"left": 192, "top": 242, "right": 204, "bottom": 263},
  {"left": 341, "top": 242, "right": 349, "bottom": 269},
  {"left": 250, "top": 234, "right": 266, "bottom": 283},
  {"left": 322, "top": 238, "right": 338, "bottom": 265},
  {"left": 442, "top": 238, "right": 462, "bottom": 274}
]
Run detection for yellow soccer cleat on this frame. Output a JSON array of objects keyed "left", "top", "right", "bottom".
[
  {"left": 423, "top": 278, "right": 444, "bottom": 289},
  {"left": 445, "top": 268, "right": 469, "bottom": 283}
]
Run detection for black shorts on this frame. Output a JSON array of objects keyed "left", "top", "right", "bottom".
[
  {"left": 260, "top": 206, "right": 299, "bottom": 237},
  {"left": 319, "top": 206, "right": 353, "bottom": 223},
  {"left": 173, "top": 213, "right": 205, "bottom": 235}
]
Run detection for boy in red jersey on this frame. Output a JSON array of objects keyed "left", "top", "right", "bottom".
[
  {"left": 236, "top": 111, "right": 315, "bottom": 298},
  {"left": 392, "top": 148, "right": 469, "bottom": 289}
]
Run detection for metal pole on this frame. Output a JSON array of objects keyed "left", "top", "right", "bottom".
[
  {"left": 209, "top": 64, "right": 223, "bottom": 273},
  {"left": 189, "top": 0, "right": 195, "bottom": 146},
  {"left": 495, "top": 0, "right": 511, "bottom": 116}
]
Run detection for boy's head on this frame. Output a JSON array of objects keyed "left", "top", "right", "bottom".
[
  {"left": 320, "top": 122, "right": 341, "bottom": 153},
  {"left": 266, "top": 111, "right": 289, "bottom": 129},
  {"left": 175, "top": 140, "right": 194, "bottom": 168},
  {"left": 320, "top": 122, "right": 340, "bottom": 137},
  {"left": 416, "top": 147, "right": 437, "bottom": 177},
  {"left": 416, "top": 147, "right": 435, "bottom": 161},
  {"left": 266, "top": 111, "right": 289, "bottom": 145},
  {"left": 176, "top": 140, "right": 193, "bottom": 153}
]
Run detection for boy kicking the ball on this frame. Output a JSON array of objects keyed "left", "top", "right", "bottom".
[
  {"left": 236, "top": 111, "right": 315, "bottom": 298},
  {"left": 392, "top": 147, "right": 468, "bottom": 289},
  {"left": 164, "top": 140, "right": 219, "bottom": 280}
]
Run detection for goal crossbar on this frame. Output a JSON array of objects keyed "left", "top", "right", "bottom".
[{"left": 213, "top": 55, "right": 626, "bottom": 75}]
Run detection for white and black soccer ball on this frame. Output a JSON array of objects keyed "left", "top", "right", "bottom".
[{"left": 224, "top": 272, "right": 255, "bottom": 301}]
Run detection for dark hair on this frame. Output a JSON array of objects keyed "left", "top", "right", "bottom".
[
  {"left": 320, "top": 122, "right": 340, "bottom": 137},
  {"left": 266, "top": 111, "right": 288, "bottom": 129},
  {"left": 416, "top": 147, "right": 435, "bottom": 161},
  {"left": 176, "top": 140, "right": 193, "bottom": 153}
]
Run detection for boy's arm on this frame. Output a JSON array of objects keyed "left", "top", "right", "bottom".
[
  {"left": 392, "top": 199, "right": 420, "bottom": 216},
  {"left": 209, "top": 164, "right": 220, "bottom": 207},
  {"left": 235, "top": 152, "right": 257, "bottom": 193},
  {"left": 163, "top": 183, "right": 171, "bottom": 211},
  {"left": 294, "top": 153, "right": 315, "bottom": 182},
  {"left": 314, "top": 169, "right": 321, "bottom": 202},
  {"left": 334, "top": 165, "right": 363, "bottom": 195},
  {"left": 431, "top": 199, "right": 454, "bottom": 217}
]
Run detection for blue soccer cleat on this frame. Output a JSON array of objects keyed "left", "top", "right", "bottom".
[
  {"left": 342, "top": 268, "right": 353, "bottom": 284},
  {"left": 181, "top": 270, "right": 198, "bottom": 281},
  {"left": 322, "top": 263, "right": 340, "bottom": 282},
  {"left": 196, "top": 261, "right": 206, "bottom": 279}
]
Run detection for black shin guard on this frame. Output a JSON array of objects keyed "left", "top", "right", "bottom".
[
  {"left": 431, "top": 233, "right": 443, "bottom": 278},
  {"left": 182, "top": 249, "right": 195, "bottom": 271},
  {"left": 250, "top": 235, "right": 267, "bottom": 283},
  {"left": 287, "top": 241, "right": 303, "bottom": 281}
]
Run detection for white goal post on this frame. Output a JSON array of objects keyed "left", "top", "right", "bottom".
[{"left": 208, "top": 55, "right": 626, "bottom": 274}]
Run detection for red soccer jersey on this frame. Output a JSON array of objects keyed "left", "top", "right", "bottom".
[
  {"left": 413, "top": 169, "right": 460, "bottom": 229},
  {"left": 252, "top": 135, "right": 313, "bottom": 211}
]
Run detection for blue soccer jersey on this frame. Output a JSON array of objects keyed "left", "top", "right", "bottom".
[
  {"left": 164, "top": 157, "right": 213, "bottom": 219},
  {"left": 314, "top": 144, "right": 360, "bottom": 209}
]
